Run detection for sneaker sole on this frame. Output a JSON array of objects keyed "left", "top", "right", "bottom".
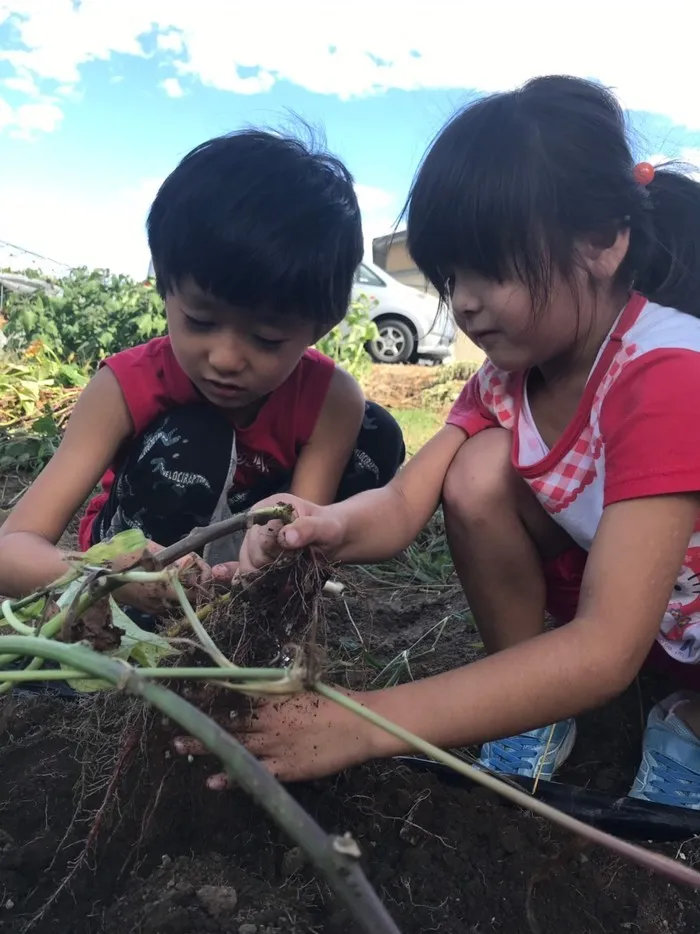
[{"left": 549, "top": 720, "right": 577, "bottom": 777}]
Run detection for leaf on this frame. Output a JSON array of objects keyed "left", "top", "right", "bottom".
[
  {"left": 61, "top": 594, "right": 179, "bottom": 692},
  {"left": 109, "top": 600, "right": 180, "bottom": 668},
  {"left": 81, "top": 528, "right": 148, "bottom": 565}
]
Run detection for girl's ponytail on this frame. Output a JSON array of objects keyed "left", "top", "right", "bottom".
[{"left": 632, "top": 166, "right": 700, "bottom": 318}]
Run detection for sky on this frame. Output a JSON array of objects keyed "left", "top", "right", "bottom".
[{"left": 1, "top": 0, "right": 700, "bottom": 280}]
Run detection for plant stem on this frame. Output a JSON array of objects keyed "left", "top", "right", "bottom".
[
  {"left": 0, "top": 655, "right": 45, "bottom": 696},
  {"left": 316, "top": 683, "right": 700, "bottom": 891},
  {"left": 0, "top": 636, "right": 401, "bottom": 934},
  {"left": 0, "top": 666, "right": 290, "bottom": 683},
  {"left": 171, "top": 577, "right": 235, "bottom": 669},
  {"left": 1, "top": 599, "right": 36, "bottom": 635},
  {"left": 150, "top": 504, "right": 295, "bottom": 570}
]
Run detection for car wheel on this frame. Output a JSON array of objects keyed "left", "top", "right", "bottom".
[{"left": 367, "top": 317, "right": 416, "bottom": 364}]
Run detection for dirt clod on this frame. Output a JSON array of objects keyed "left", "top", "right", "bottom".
[
  {"left": 197, "top": 884, "right": 239, "bottom": 918},
  {"left": 280, "top": 846, "right": 305, "bottom": 878}
]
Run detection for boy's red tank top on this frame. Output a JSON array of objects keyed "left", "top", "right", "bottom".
[{"left": 78, "top": 336, "right": 335, "bottom": 550}]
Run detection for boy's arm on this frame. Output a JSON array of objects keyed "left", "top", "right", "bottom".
[
  {"left": 0, "top": 367, "right": 133, "bottom": 596},
  {"left": 288, "top": 366, "right": 366, "bottom": 505}
]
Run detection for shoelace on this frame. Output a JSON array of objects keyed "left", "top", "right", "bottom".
[
  {"left": 644, "top": 751, "right": 700, "bottom": 806},
  {"left": 484, "top": 734, "right": 544, "bottom": 773}
]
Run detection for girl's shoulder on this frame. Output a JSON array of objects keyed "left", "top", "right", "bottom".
[
  {"left": 600, "top": 297, "right": 700, "bottom": 407},
  {"left": 624, "top": 298, "right": 700, "bottom": 357}
]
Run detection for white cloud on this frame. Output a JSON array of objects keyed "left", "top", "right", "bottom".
[
  {"left": 1, "top": 0, "right": 700, "bottom": 133},
  {"left": 0, "top": 173, "right": 160, "bottom": 277},
  {"left": 0, "top": 93, "right": 63, "bottom": 137},
  {"left": 160, "top": 76, "right": 184, "bottom": 98},
  {"left": 0, "top": 170, "right": 393, "bottom": 277},
  {"left": 2, "top": 69, "right": 38, "bottom": 96},
  {"left": 355, "top": 184, "right": 400, "bottom": 258}
]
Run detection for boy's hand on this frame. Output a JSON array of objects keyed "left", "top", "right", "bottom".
[
  {"left": 111, "top": 541, "right": 224, "bottom": 615},
  {"left": 238, "top": 494, "right": 347, "bottom": 575}
]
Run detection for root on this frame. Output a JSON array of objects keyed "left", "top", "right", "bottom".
[
  {"left": 18, "top": 550, "right": 337, "bottom": 929},
  {"left": 26, "top": 710, "right": 142, "bottom": 932}
]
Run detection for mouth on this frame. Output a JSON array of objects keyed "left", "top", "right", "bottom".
[
  {"left": 204, "top": 379, "right": 247, "bottom": 399},
  {"left": 469, "top": 330, "right": 499, "bottom": 345}
]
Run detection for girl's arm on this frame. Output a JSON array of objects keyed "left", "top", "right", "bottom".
[
  {"left": 239, "top": 424, "right": 467, "bottom": 572},
  {"left": 361, "top": 492, "right": 698, "bottom": 754},
  {"left": 0, "top": 367, "right": 133, "bottom": 596},
  {"left": 238, "top": 492, "right": 698, "bottom": 780}
]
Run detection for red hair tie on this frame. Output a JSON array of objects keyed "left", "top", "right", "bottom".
[{"left": 633, "top": 162, "right": 655, "bottom": 186}]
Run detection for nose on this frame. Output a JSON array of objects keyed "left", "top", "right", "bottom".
[
  {"left": 451, "top": 276, "right": 482, "bottom": 318},
  {"left": 208, "top": 333, "right": 246, "bottom": 376}
]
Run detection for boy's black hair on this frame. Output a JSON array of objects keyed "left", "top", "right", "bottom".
[
  {"left": 147, "top": 129, "right": 363, "bottom": 331},
  {"left": 406, "top": 75, "right": 700, "bottom": 317}
]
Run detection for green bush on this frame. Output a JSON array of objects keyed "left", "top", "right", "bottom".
[
  {"left": 3, "top": 268, "right": 166, "bottom": 364},
  {"left": 316, "top": 294, "right": 378, "bottom": 382},
  {"left": 3, "top": 268, "right": 377, "bottom": 380}
]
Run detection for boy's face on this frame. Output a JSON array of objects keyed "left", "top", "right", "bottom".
[{"left": 166, "top": 280, "right": 318, "bottom": 410}]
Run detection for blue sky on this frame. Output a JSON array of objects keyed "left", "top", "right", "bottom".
[{"left": 1, "top": 0, "right": 699, "bottom": 279}]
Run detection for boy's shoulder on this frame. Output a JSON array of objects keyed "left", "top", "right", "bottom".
[
  {"left": 99, "top": 336, "right": 198, "bottom": 436},
  {"left": 103, "top": 335, "right": 174, "bottom": 369},
  {"left": 101, "top": 336, "right": 188, "bottom": 389}
]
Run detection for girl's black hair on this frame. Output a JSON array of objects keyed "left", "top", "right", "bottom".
[
  {"left": 147, "top": 128, "right": 363, "bottom": 330},
  {"left": 407, "top": 75, "right": 700, "bottom": 317}
]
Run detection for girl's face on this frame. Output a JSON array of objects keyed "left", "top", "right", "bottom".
[
  {"left": 166, "top": 279, "right": 317, "bottom": 411},
  {"left": 450, "top": 232, "right": 631, "bottom": 374},
  {"left": 450, "top": 271, "right": 583, "bottom": 372}
]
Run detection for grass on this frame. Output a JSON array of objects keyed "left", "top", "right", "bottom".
[
  {"left": 363, "top": 509, "right": 456, "bottom": 590},
  {"left": 392, "top": 408, "right": 443, "bottom": 456}
]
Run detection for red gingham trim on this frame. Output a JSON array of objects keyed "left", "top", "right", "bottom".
[{"left": 514, "top": 292, "right": 647, "bottom": 480}]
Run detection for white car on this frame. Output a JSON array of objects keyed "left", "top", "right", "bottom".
[
  {"left": 146, "top": 258, "right": 456, "bottom": 365},
  {"left": 353, "top": 260, "right": 455, "bottom": 364}
]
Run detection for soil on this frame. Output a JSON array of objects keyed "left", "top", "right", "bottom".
[
  {"left": 2, "top": 432, "right": 700, "bottom": 934},
  {"left": 1, "top": 567, "right": 700, "bottom": 934},
  {"left": 365, "top": 364, "right": 445, "bottom": 411}
]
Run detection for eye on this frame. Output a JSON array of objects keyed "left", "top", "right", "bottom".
[
  {"left": 255, "top": 335, "right": 287, "bottom": 350},
  {"left": 183, "top": 314, "right": 215, "bottom": 332}
]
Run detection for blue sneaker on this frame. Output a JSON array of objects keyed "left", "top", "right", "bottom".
[
  {"left": 478, "top": 719, "right": 577, "bottom": 780},
  {"left": 631, "top": 692, "right": 700, "bottom": 809}
]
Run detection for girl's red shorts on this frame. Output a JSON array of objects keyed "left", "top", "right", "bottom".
[{"left": 544, "top": 546, "right": 700, "bottom": 691}]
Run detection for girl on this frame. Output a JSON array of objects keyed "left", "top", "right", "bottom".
[{"left": 192, "top": 75, "right": 700, "bottom": 809}]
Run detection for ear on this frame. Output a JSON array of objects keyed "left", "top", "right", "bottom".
[{"left": 578, "top": 229, "right": 630, "bottom": 280}]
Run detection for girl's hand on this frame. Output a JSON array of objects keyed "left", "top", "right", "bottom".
[
  {"left": 173, "top": 690, "right": 379, "bottom": 785},
  {"left": 238, "top": 494, "right": 347, "bottom": 575},
  {"left": 111, "top": 541, "right": 223, "bottom": 615}
]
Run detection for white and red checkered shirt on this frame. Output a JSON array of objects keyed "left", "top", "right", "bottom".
[{"left": 448, "top": 292, "right": 700, "bottom": 663}]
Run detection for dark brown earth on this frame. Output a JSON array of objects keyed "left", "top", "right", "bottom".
[
  {"left": 1, "top": 565, "right": 700, "bottom": 934},
  {"left": 2, "top": 354, "right": 700, "bottom": 934}
]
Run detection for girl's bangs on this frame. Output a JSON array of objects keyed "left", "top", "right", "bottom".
[{"left": 406, "top": 100, "right": 555, "bottom": 304}]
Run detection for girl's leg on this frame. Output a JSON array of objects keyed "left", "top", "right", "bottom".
[
  {"left": 442, "top": 427, "right": 579, "bottom": 778},
  {"left": 442, "top": 427, "right": 575, "bottom": 652}
]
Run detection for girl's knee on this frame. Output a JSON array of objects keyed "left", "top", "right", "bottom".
[{"left": 443, "top": 428, "right": 515, "bottom": 521}]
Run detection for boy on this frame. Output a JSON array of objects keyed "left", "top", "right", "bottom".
[{"left": 0, "top": 130, "right": 404, "bottom": 616}]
